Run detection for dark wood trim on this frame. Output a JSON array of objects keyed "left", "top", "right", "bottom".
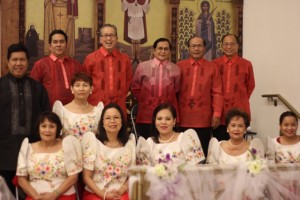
[
  {"left": 19, "top": 0, "right": 25, "bottom": 43},
  {"left": 169, "top": 0, "right": 180, "bottom": 63},
  {"left": 95, "top": 0, "right": 105, "bottom": 49}
]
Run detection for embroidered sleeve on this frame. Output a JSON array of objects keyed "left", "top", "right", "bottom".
[
  {"left": 81, "top": 132, "right": 97, "bottom": 170},
  {"left": 250, "top": 138, "right": 265, "bottom": 159},
  {"left": 181, "top": 129, "right": 205, "bottom": 165},
  {"left": 52, "top": 100, "right": 64, "bottom": 122},
  {"left": 136, "top": 136, "right": 151, "bottom": 166},
  {"left": 16, "top": 138, "right": 29, "bottom": 176},
  {"left": 96, "top": 102, "right": 104, "bottom": 116},
  {"left": 206, "top": 137, "right": 220, "bottom": 165},
  {"left": 128, "top": 134, "right": 136, "bottom": 167},
  {"left": 265, "top": 137, "right": 276, "bottom": 163},
  {"left": 63, "top": 135, "right": 83, "bottom": 175}
]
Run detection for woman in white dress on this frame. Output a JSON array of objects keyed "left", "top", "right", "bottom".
[
  {"left": 137, "top": 103, "right": 205, "bottom": 166},
  {"left": 267, "top": 111, "right": 300, "bottom": 163},
  {"left": 207, "top": 108, "right": 264, "bottom": 165},
  {"left": 16, "top": 112, "right": 82, "bottom": 200},
  {"left": 53, "top": 72, "right": 104, "bottom": 140},
  {"left": 82, "top": 103, "right": 135, "bottom": 200}
]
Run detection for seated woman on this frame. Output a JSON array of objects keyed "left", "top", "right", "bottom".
[
  {"left": 16, "top": 112, "right": 82, "bottom": 200},
  {"left": 267, "top": 111, "right": 300, "bottom": 163},
  {"left": 53, "top": 72, "right": 104, "bottom": 140},
  {"left": 207, "top": 108, "right": 264, "bottom": 165},
  {"left": 82, "top": 103, "right": 136, "bottom": 200},
  {"left": 137, "top": 103, "right": 205, "bottom": 166}
]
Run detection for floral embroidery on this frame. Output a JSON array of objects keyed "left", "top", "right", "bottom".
[
  {"left": 83, "top": 134, "right": 135, "bottom": 190},
  {"left": 185, "top": 133, "right": 204, "bottom": 162},
  {"left": 61, "top": 106, "right": 101, "bottom": 140},
  {"left": 275, "top": 149, "right": 300, "bottom": 163}
]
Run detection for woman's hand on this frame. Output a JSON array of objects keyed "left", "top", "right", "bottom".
[
  {"left": 39, "top": 192, "right": 57, "bottom": 200},
  {"left": 105, "top": 190, "right": 121, "bottom": 200},
  {"left": 116, "top": 185, "right": 128, "bottom": 196},
  {"left": 31, "top": 194, "right": 43, "bottom": 200}
]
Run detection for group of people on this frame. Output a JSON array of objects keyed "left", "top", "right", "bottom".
[{"left": 0, "top": 22, "right": 298, "bottom": 200}]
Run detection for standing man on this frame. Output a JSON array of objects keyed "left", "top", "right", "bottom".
[
  {"left": 131, "top": 38, "right": 181, "bottom": 139},
  {"left": 83, "top": 24, "right": 133, "bottom": 116},
  {"left": 177, "top": 36, "right": 223, "bottom": 157},
  {"left": 0, "top": 43, "right": 50, "bottom": 195},
  {"left": 212, "top": 34, "right": 255, "bottom": 140},
  {"left": 31, "top": 29, "right": 82, "bottom": 107}
]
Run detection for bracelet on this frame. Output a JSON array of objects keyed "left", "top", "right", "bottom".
[
  {"left": 103, "top": 191, "right": 107, "bottom": 200},
  {"left": 54, "top": 189, "right": 60, "bottom": 197}
]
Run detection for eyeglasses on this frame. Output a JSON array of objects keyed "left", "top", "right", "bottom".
[
  {"left": 156, "top": 47, "right": 170, "bottom": 52},
  {"left": 100, "top": 34, "right": 117, "bottom": 38},
  {"left": 189, "top": 44, "right": 204, "bottom": 49},
  {"left": 222, "top": 43, "right": 238, "bottom": 47}
]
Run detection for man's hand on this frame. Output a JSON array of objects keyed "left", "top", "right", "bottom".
[{"left": 211, "top": 116, "right": 220, "bottom": 129}]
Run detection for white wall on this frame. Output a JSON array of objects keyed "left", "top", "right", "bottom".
[{"left": 244, "top": 0, "right": 300, "bottom": 141}]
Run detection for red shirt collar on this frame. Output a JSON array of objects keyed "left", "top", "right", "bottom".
[
  {"left": 189, "top": 57, "right": 204, "bottom": 65},
  {"left": 222, "top": 54, "right": 238, "bottom": 64},
  {"left": 100, "top": 47, "right": 117, "bottom": 57},
  {"left": 50, "top": 54, "right": 68, "bottom": 62},
  {"left": 153, "top": 57, "right": 168, "bottom": 66}
]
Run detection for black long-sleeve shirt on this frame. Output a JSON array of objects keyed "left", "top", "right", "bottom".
[{"left": 0, "top": 73, "right": 50, "bottom": 170}]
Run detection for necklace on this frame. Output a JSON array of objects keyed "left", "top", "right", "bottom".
[
  {"left": 73, "top": 100, "right": 88, "bottom": 108},
  {"left": 159, "top": 132, "right": 175, "bottom": 143},
  {"left": 107, "top": 141, "right": 120, "bottom": 148},
  {"left": 228, "top": 139, "right": 245, "bottom": 148}
]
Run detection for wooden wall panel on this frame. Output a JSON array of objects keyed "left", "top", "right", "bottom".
[{"left": 1, "top": 0, "right": 19, "bottom": 76}]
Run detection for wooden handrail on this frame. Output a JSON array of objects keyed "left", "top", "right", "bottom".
[{"left": 262, "top": 94, "right": 300, "bottom": 119}]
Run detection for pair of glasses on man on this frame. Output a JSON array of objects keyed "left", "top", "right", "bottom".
[{"left": 100, "top": 34, "right": 117, "bottom": 38}]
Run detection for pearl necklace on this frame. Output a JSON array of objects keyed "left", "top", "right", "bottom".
[
  {"left": 73, "top": 100, "right": 88, "bottom": 108},
  {"left": 159, "top": 132, "right": 175, "bottom": 143},
  {"left": 107, "top": 141, "right": 120, "bottom": 148},
  {"left": 228, "top": 139, "right": 245, "bottom": 148}
]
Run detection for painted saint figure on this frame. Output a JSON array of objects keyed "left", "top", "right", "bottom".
[
  {"left": 121, "top": 0, "right": 150, "bottom": 63},
  {"left": 25, "top": 25, "right": 39, "bottom": 58},
  {"left": 195, "top": 0, "right": 217, "bottom": 61}
]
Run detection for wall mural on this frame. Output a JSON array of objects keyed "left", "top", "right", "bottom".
[
  {"left": 19, "top": 0, "right": 243, "bottom": 124},
  {"left": 20, "top": 0, "right": 243, "bottom": 68}
]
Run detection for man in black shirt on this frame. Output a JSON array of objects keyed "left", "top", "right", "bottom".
[{"left": 0, "top": 43, "right": 50, "bottom": 196}]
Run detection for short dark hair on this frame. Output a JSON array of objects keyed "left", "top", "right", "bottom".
[
  {"left": 34, "top": 111, "right": 62, "bottom": 139},
  {"left": 187, "top": 36, "right": 206, "bottom": 47},
  {"left": 225, "top": 108, "right": 250, "bottom": 128},
  {"left": 153, "top": 38, "right": 172, "bottom": 50},
  {"left": 100, "top": 24, "right": 118, "bottom": 37},
  {"left": 221, "top": 34, "right": 239, "bottom": 44},
  {"left": 97, "top": 103, "right": 129, "bottom": 146},
  {"left": 279, "top": 111, "right": 298, "bottom": 125},
  {"left": 151, "top": 103, "right": 177, "bottom": 143},
  {"left": 49, "top": 29, "right": 68, "bottom": 44},
  {"left": 7, "top": 43, "right": 29, "bottom": 60},
  {"left": 71, "top": 72, "right": 93, "bottom": 86}
]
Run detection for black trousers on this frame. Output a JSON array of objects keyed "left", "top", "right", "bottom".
[
  {"left": 212, "top": 125, "right": 230, "bottom": 141},
  {"left": 136, "top": 123, "right": 152, "bottom": 139}
]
